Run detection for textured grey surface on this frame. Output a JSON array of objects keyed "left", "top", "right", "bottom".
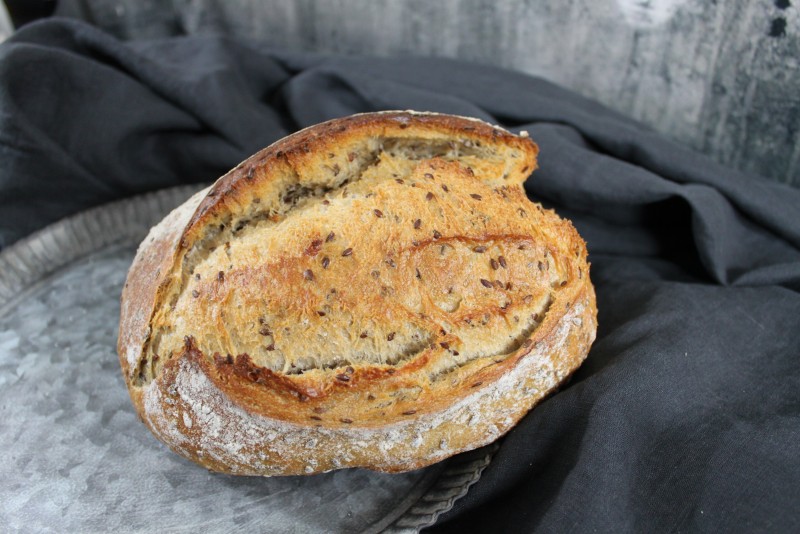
[
  {"left": 0, "top": 243, "right": 441, "bottom": 533},
  {"left": 55, "top": 0, "right": 800, "bottom": 187}
]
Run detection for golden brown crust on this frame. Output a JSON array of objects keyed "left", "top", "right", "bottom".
[{"left": 118, "top": 111, "right": 597, "bottom": 476}]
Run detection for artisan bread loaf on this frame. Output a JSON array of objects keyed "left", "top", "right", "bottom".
[{"left": 118, "top": 111, "right": 597, "bottom": 476}]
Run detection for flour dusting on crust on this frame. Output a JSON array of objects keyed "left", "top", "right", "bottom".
[
  {"left": 121, "top": 187, "right": 211, "bottom": 372},
  {"left": 142, "top": 300, "right": 591, "bottom": 475}
]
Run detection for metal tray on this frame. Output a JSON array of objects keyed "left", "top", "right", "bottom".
[{"left": 0, "top": 186, "right": 495, "bottom": 533}]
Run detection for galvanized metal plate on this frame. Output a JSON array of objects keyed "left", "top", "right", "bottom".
[{"left": 0, "top": 186, "right": 495, "bottom": 533}]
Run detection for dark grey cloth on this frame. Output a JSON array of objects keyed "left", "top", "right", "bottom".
[{"left": 1, "top": 19, "right": 799, "bottom": 532}]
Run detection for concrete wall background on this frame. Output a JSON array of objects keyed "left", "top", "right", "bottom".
[{"left": 57, "top": 0, "right": 800, "bottom": 187}]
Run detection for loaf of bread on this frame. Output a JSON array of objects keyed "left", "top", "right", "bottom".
[{"left": 118, "top": 111, "right": 597, "bottom": 476}]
